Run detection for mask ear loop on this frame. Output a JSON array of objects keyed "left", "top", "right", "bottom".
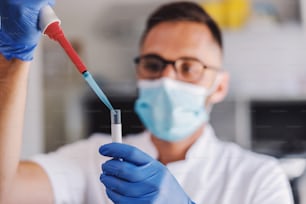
[{"left": 205, "top": 73, "right": 223, "bottom": 114}]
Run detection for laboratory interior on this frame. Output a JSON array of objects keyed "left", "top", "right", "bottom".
[{"left": 22, "top": 0, "right": 306, "bottom": 203}]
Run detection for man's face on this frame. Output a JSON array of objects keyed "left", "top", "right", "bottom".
[{"left": 139, "top": 21, "right": 223, "bottom": 89}]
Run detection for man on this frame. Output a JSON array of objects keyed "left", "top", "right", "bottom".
[{"left": 0, "top": 1, "right": 293, "bottom": 204}]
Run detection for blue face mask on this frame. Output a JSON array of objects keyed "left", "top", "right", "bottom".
[{"left": 135, "top": 78, "right": 215, "bottom": 142}]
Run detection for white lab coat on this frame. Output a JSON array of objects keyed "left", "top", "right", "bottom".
[{"left": 32, "top": 125, "right": 293, "bottom": 204}]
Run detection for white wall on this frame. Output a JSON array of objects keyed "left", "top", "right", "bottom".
[
  {"left": 301, "top": 0, "right": 306, "bottom": 30},
  {"left": 224, "top": 25, "right": 306, "bottom": 99}
]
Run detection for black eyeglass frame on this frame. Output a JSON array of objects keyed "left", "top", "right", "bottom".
[{"left": 134, "top": 54, "right": 221, "bottom": 82}]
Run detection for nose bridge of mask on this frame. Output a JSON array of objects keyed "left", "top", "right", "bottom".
[
  {"left": 138, "top": 78, "right": 209, "bottom": 94},
  {"left": 137, "top": 78, "right": 208, "bottom": 110},
  {"left": 162, "top": 77, "right": 209, "bottom": 96},
  {"left": 140, "top": 79, "right": 173, "bottom": 110},
  {"left": 157, "top": 78, "right": 208, "bottom": 114}
]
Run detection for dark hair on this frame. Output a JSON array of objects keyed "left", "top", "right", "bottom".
[{"left": 140, "top": 1, "right": 223, "bottom": 50}]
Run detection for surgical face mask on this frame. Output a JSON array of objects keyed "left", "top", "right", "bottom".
[{"left": 134, "top": 78, "right": 217, "bottom": 142}]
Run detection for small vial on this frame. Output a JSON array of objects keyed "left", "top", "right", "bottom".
[{"left": 111, "top": 109, "right": 122, "bottom": 143}]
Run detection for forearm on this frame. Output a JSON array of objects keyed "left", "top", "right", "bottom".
[{"left": 0, "top": 54, "right": 30, "bottom": 200}]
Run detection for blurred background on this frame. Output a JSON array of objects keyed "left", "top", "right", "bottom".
[{"left": 23, "top": 0, "right": 306, "bottom": 203}]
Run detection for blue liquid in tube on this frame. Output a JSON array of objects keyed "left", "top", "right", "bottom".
[{"left": 82, "top": 71, "right": 114, "bottom": 111}]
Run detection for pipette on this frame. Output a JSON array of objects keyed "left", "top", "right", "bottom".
[
  {"left": 40, "top": 6, "right": 122, "bottom": 143},
  {"left": 39, "top": 6, "right": 114, "bottom": 111}
]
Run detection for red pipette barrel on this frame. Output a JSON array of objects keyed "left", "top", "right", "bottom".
[{"left": 43, "top": 21, "right": 87, "bottom": 74}]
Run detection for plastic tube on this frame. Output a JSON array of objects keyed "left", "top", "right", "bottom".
[{"left": 111, "top": 109, "right": 122, "bottom": 143}]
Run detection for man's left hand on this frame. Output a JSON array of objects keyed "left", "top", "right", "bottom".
[{"left": 99, "top": 143, "right": 195, "bottom": 204}]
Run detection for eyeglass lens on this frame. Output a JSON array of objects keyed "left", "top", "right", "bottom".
[{"left": 137, "top": 55, "right": 206, "bottom": 82}]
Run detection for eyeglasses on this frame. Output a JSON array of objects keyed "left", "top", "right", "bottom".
[{"left": 134, "top": 54, "right": 221, "bottom": 83}]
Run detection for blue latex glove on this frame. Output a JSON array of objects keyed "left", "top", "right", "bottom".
[
  {"left": 0, "top": 0, "right": 54, "bottom": 61},
  {"left": 99, "top": 143, "right": 196, "bottom": 204}
]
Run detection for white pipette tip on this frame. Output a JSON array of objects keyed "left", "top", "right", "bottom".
[
  {"left": 82, "top": 71, "right": 114, "bottom": 111},
  {"left": 111, "top": 109, "right": 122, "bottom": 143}
]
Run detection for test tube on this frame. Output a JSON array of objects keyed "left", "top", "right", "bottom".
[{"left": 111, "top": 109, "right": 122, "bottom": 143}]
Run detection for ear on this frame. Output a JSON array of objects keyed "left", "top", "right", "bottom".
[{"left": 207, "top": 72, "right": 230, "bottom": 105}]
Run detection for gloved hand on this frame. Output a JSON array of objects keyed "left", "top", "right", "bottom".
[
  {"left": 0, "top": 0, "right": 54, "bottom": 61},
  {"left": 99, "top": 143, "right": 195, "bottom": 204}
]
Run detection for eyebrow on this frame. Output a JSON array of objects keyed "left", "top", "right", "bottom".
[{"left": 141, "top": 52, "right": 203, "bottom": 62}]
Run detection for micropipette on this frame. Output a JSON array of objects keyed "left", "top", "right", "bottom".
[
  {"left": 39, "top": 6, "right": 122, "bottom": 142},
  {"left": 39, "top": 6, "right": 114, "bottom": 111}
]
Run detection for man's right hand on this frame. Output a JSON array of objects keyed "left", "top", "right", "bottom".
[
  {"left": 0, "top": 0, "right": 54, "bottom": 61},
  {"left": 0, "top": 2, "right": 56, "bottom": 203}
]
